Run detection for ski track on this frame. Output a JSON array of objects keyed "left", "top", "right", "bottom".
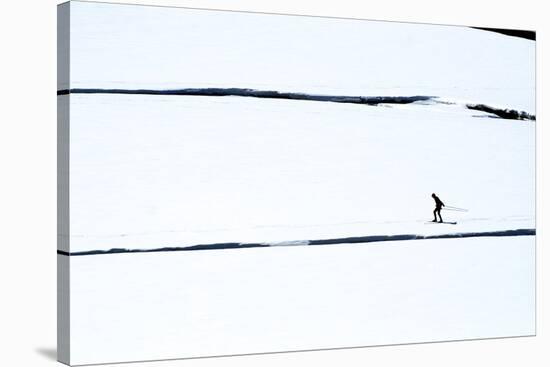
[{"left": 66, "top": 215, "right": 533, "bottom": 239}]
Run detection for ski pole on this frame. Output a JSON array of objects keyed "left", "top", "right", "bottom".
[
  {"left": 445, "top": 205, "right": 467, "bottom": 210},
  {"left": 443, "top": 206, "right": 468, "bottom": 212}
]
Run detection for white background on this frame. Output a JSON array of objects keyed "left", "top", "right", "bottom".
[{"left": 0, "top": 0, "right": 547, "bottom": 366}]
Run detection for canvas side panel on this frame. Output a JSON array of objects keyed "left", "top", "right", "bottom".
[
  {"left": 57, "top": 3, "right": 69, "bottom": 252},
  {"left": 57, "top": 254, "right": 70, "bottom": 365},
  {"left": 57, "top": 2, "right": 70, "bottom": 91},
  {"left": 57, "top": 2, "right": 70, "bottom": 365}
]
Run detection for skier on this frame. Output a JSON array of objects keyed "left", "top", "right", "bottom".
[{"left": 431, "top": 193, "right": 445, "bottom": 223}]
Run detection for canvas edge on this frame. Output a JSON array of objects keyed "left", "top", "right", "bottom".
[{"left": 57, "top": 1, "right": 71, "bottom": 365}]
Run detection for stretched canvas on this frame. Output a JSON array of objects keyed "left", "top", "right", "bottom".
[{"left": 57, "top": 1, "right": 536, "bottom": 365}]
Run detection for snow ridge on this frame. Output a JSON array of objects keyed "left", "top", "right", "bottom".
[
  {"left": 466, "top": 103, "right": 535, "bottom": 121},
  {"left": 58, "top": 87, "right": 434, "bottom": 106},
  {"left": 58, "top": 228, "right": 535, "bottom": 256},
  {"left": 58, "top": 87, "right": 535, "bottom": 121}
]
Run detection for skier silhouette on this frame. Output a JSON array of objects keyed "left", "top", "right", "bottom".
[{"left": 431, "top": 193, "right": 445, "bottom": 223}]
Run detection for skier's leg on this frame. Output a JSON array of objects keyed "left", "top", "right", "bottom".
[
  {"left": 433, "top": 208, "right": 437, "bottom": 222},
  {"left": 437, "top": 208, "right": 443, "bottom": 222}
]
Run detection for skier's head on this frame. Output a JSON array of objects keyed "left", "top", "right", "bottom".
[{"left": 431, "top": 193, "right": 436, "bottom": 198}]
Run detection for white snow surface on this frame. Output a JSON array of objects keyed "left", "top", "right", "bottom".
[
  {"left": 65, "top": 2, "right": 535, "bottom": 252},
  {"left": 69, "top": 94, "right": 535, "bottom": 252},
  {"left": 69, "top": 236, "right": 535, "bottom": 365},
  {"left": 67, "top": 1, "right": 535, "bottom": 113}
]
